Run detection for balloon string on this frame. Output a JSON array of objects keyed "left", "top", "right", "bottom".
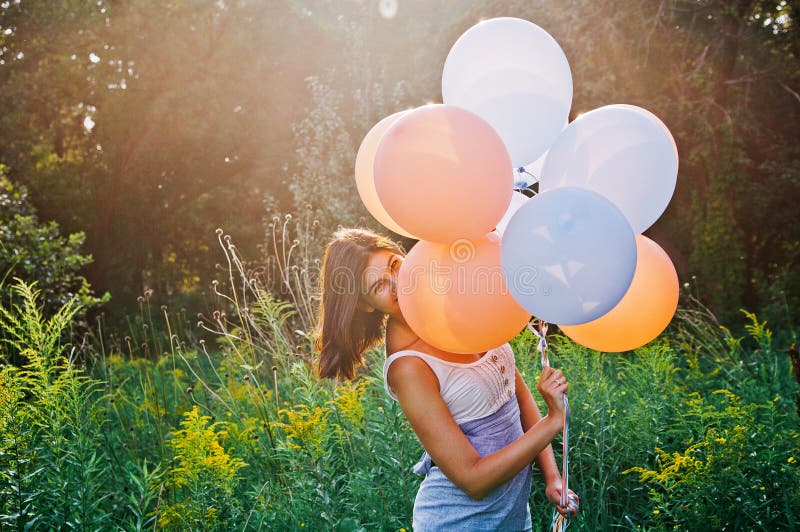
[
  {"left": 527, "top": 319, "right": 574, "bottom": 531},
  {"left": 516, "top": 167, "right": 540, "bottom": 183},
  {"left": 515, "top": 167, "right": 540, "bottom": 196},
  {"left": 526, "top": 319, "right": 549, "bottom": 367},
  {"left": 517, "top": 166, "right": 540, "bottom": 188}
]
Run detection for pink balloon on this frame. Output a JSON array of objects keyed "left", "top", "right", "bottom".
[
  {"left": 374, "top": 104, "right": 513, "bottom": 243},
  {"left": 397, "top": 233, "right": 531, "bottom": 354},
  {"left": 355, "top": 111, "right": 418, "bottom": 238}
]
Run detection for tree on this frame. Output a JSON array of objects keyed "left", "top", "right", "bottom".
[
  {"left": 0, "top": 166, "right": 107, "bottom": 326},
  {"left": 1, "top": 0, "right": 798, "bottom": 326},
  {"left": 0, "top": 1, "right": 327, "bottom": 313}
]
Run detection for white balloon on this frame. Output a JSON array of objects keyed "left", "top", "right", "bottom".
[
  {"left": 615, "top": 104, "right": 678, "bottom": 162},
  {"left": 539, "top": 104, "right": 678, "bottom": 234},
  {"left": 524, "top": 151, "right": 548, "bottom": 181},
  {"left": 442, "top": 18, "right": 573, "bottom": 166},
  {"left": 501, "top": 187, "right": 637, "bottom": 325},
  {"left": 514, "top": 117, "right": 567, "bottom": 186},
  {"left": 494, "top": 190, "right": 530, "bottom": 236},
  {"left": 442, "top": 18, "right": 572, "bottom": 103},
  {"left": 448, "top": 69, "right": 568, "bottom": 167}
]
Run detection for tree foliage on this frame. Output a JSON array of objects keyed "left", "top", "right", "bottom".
[
  {"left": 0, "top": 167, "right": 106, "bottom": 330},
  {"left": 0, "top": 0, "right": 798, "bottom": 327},
  {"left": 472, "top": 0, "right": 800, "bottom": 325}
]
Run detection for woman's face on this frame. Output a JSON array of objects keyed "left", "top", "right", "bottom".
[{"left": 359, "top": 249, "right": 403, "bottom": 316}]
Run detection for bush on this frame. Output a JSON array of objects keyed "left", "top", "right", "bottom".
[{"left": 0, "top": 166, "right": 108, "bottom": 341}]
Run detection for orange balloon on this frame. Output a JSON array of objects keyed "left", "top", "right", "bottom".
[
  {"left": 374, "top": 104, "right": 513, "bottom": 243},
  {"left": 397, "top": 232, "right": 531, "bottom": 354},
  {"left": 355, "top": 111, "right": 417, "bottom": 238},
  {"left": 559, "top": 235, "right": 679, "bottom": 352}
]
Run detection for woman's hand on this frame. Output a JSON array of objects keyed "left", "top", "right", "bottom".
[
  {"left": 536, "top": 367, "right": 568, "bottom": 416},
  {"left": 545, "top": 480, "right": 580, "bottom": 517}
]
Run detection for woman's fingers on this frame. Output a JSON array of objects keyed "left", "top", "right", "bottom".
[
  {"left": 537, "top": 367, "right": 569, "bottom": 405},
  {"left": 541, "top": 367, "right": 563, "bottom": 385},
  {"left": 546, "top": 370, "right": 567, "bottom": 391},
  {"left": 556, "top": 490, "right": 580, "bottom": 516}
]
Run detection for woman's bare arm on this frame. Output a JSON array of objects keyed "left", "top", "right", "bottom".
[
  {"left": 515, "top": 369, "right": 561, "bottom": 484},
  {"left": 516, "top": 368, "right": 579, "bottom": 514},
  {"left": 388, "top": 357, "right": 566, "bottom": 500}
]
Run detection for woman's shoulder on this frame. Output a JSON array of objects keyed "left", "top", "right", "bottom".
[{"left": 383, "top": 348, "right": 442, "bottom": 401}]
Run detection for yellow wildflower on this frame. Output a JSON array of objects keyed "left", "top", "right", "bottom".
[
  {"left": 168, "top": 406, "right": 246, "bottom": 494},
  {"left": 277, "top": 405, "right": 329, "bottom": 458},
  {"left": 330, "top": 380, "right": 366, "bottom": 427}
]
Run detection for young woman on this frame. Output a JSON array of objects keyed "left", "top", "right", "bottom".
[{"left": 315, "top": 227, "right": 577, "bottom": 530}]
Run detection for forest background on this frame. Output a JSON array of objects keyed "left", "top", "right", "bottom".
[
  {"left": 1, "top": 0, "right": 799, "bottom": 530},
  {"left": 1, "top": 0, "right": 799, "bottom": 328}
]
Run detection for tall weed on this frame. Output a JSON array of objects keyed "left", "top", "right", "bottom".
[
  {"left": 0, "top": 280, "right": 109, "bottom": 529},
  {"left": 5, "top": 229, "right": 798, "bottom": 530}
]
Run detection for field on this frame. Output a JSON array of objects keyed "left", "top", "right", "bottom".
[{"left": 1, "top": 267, "right": 798, "bottom": 530}]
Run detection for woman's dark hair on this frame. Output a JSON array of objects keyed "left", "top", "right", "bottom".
[{"left": 314, "top": 227, "right": 403, "bottom": 380}]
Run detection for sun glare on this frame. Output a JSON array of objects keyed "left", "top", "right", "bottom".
[{"left": 379, "top": 0, "right": 398, "bottom": 20}]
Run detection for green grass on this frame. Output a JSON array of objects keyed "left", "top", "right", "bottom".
[{"left": 1, "top": 262, "right": 799, "bottom": 530}]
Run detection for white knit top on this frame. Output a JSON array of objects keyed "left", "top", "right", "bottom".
[{"left": 382, "top": 343, "right": 517, "bottom": 424}]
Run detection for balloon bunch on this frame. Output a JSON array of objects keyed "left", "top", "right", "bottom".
[
  {"left": 502, "top": 105, "right": 680, "bottom": 353},
  {"left": 355, "top": 17, "right": 679, "bottom": 354}
]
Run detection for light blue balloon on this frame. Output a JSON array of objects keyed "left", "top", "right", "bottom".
[{"left": 501, "top": 187, "right": 636, "bottom": 325}]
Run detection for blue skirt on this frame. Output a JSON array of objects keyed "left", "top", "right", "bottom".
[{"left": 411, "top": 398, "right": 533, "bottom": 531}]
